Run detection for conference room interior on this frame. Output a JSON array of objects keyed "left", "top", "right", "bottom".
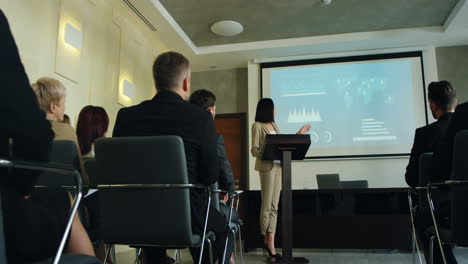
[{"left": 2, "top": 0, "right": 468, "bottom": 263}]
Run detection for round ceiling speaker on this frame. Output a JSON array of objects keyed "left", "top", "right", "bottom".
[{"left": 211, "top": 20, "right": 244, "bottom": 37}]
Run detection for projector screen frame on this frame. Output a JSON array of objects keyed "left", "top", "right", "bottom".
[{"left": 260, "top": 51, "right": 429, "bottom": 160}]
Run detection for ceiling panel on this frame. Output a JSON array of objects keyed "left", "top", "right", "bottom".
[{"left": 159, "top": 0, "right": 459, "bottom": 46}]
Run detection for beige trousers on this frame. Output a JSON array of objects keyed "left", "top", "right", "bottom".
[{"left": 259, "top": 163, "right": 282, "bottom": 235}]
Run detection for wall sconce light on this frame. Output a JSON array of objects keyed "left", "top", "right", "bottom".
[
  {"left": 64, "top": 23, "right": 83, "bottom": 51},
  {"left": 123, "top": 80, "right": 135, "bottom": 99}
]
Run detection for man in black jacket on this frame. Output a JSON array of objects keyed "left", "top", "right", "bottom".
[
  {"left": 188, "top": 89, "right": 236, "bottom": 193},
  {"left": 406, "top": 81, "right": 457, "bottom": 264},
  {"left": 405, "top": 81, "right": 456, "bottom": 187},
  {"left": 433, "top": 101, "right": 468, "bottom": 182},
  {"left": 113, "top": 52, "right": 231, "bottom": 264},
  {"left": 189, "top": 89, "right": 239, "bottom": 264}
]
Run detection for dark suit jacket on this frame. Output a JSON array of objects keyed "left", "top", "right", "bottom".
[
  {"left": 0, "top": 10, "right": 54, "bottom": 195},
  {"left": 433, "top": 102, "right": 468, "bottom": 183},
  {"left": 113, "top": 90, "right": 219, "bottom": 233},
  {"left": 216, "top": 134, "right": 235, "bottom": 192},
  {"left": 405, "top": 113, "right": 453, "bottom": 187}
]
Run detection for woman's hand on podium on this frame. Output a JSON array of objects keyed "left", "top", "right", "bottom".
[{"left": 297, "top": 124, "right": 311, "bottom": 134}]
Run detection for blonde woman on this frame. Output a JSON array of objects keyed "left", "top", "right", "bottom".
[
  {"left": 251, "top": 98, "right": 310, "bottom": 261},
  {"left": 31, "top": 77, "right": 95, "bottom": 257}
]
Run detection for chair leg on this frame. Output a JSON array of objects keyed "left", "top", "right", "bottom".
[
  {"left": 111, "top": 244, "right": 116, "bottom": 264},
  {"left": 173, "top": 249, "right": 181, "bottom": 264},
  {"left": 430, "top": 236, "right": 435, "bottom": 264},
  {"left": 231, "top": 229, "right": 237, "bottom": 264},
  {"left": 222, "top": 202, "right": 235, "bottom": 264},
  {"left": 408, "top": 190, "right": 423, "bottom": 264},
  {"left": 238, "top": 224, "right": 244, "bottom": 264},
  {"left": 427, "top": 191, "right": 447, "bottom": 264},
  {"left": 199, "top": 196, "right": 212, "bottom": 264},
  {"left": 104, "top": 244, "right": 113, "bottom": 264},
  {"left": 206, "top": 238, "right": 214, "bottom": 264},
  {"left": 53, "top": 190, "right": 83, "bottom": 264},
  {"left": 134, "top": 248, "right": 142, "bottom": 264},
  {"left": 412, "top": 230, "right": 416, "bottom": 264},
  {"left": 411, "top": 229, "right": 423, "bottom": 264},
  {"left": 173, "top": 249, "right": 178, "bottom": 262}
]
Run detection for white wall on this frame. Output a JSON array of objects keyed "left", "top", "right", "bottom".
[
  {"left": 0, "top": 0, "right": 168, "bottom": 132},
  {"left": 247, "top": 47, "right": 439, "bottom": 190},
  {"left": 436, "top": 45, "right": 468, "bottom": 103}
]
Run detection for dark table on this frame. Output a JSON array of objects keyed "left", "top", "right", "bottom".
[{"left": 243, "top": 188, "right": 412, "bottom": 251}]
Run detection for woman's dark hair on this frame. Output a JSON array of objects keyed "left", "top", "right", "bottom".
[
  {"left": 76, "top": 105, "right": 109, "bottom": 155},
  {"left": 255, "top": 98, "right": 275, "bottom": 123}
]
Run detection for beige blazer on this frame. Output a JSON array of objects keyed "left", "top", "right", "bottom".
[{"left": 251, "top": 122, "right": 280, "bottom": 172}]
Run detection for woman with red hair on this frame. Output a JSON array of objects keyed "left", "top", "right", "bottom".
[{"left": 76, "top": 105, "right": 109, "bottom": 157}]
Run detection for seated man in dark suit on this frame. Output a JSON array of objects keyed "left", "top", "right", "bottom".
[
  {"left": 189, "top": 89, "right": 236, "bottom": 193},
  {"left": 433, "top": 101, "right": 468, "bottom": 182},
  {"left": 405, "top": 80, "right": 456, "bottom": 187},
  {"left": 113, "top": 52, "right": 232, "bottom": 264},
  {"left": 427, "top": 101, "right": 468, "bottom": 264},
  {"left": 189, "top": 89, "right": 239, "bottom": 264},
  {"left": 407, "top": 81, "right": 457, "bottom": 264}
]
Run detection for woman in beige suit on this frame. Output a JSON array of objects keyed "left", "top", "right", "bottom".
[{"left": 251, "top": 98, "right": 310, "bottom": 260}]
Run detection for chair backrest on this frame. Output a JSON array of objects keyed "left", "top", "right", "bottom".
[
  {"left": 316, "top": 174, "right": 341, "bottom": 189},
  {"left": 451, "top": 130, "right": 468, "bottom": 245},
  {"left": 36, "top": 140, "right": 80, "bottom": 186},
  {"left": 83, "top": 158, "right": 98, "bottom": 186},
  {"left": 93, "top": 136, "right": 194, "bottom": 245},
  {"left": 418, "top": 152, "right": 433, "bottom": 187},
  {"left": 340, "top": 180, "right": 368, "bottom": 189}
]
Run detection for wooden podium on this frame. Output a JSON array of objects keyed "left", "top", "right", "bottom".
[{"left": 262, "top": 134, "right": 311, "bottom": 264}]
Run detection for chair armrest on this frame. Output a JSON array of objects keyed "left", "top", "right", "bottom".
[
  {"left": 234, "top": 190, "right": 244, "bottom": 196},
  {"left": 211, "top": 188, "right": 243, "bottom": 199},
  {"left": 408, "top": 186, "right": 428, "bottom": 195},
  {"left": 444, "top": 180, "right": 468, "bottom": 186},
  {"left": 427, "top": 180, "right": 468, "bottom": 192},
  {"left": 93, "top": 183, "right": 209, "bottom": 191},
  {"left": 0, "top": 159, "right": 82, "bottom": 189},
  {"left": 0, "top": 159, "right": 83, "bottom": 264}
]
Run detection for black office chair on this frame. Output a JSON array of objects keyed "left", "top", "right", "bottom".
[
  {"left": 92, "top": 136, "right": 215, "bottom": 264},
  {"left": 316, "top": 174, "right": 341, "bottom": 189},
  {"left": 83, "top": 158, "right": 117, "bottom": 263},
  {"left": 408, "top": 152, "right": 433, "bottom": 264},
  {"left": 0, "top": 158, "right": 100, "bottom": 264},
  {"left": 210, "top": 182, "right": 244, "bottom": 264},
  {"left": 35, "top": 141, "right": 83, "bottom": 187},
  {"left": 427, "top": 130, "right": 468, "bottom": 264},
  {"left": 229, "top": 190, "right": 244, "bottom": 264}
]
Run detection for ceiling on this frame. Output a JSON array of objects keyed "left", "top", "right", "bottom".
[
  {"left": 130, "top": 0, "right": 468, "bottom": 71},
  {"left": 159, "top": 0, "right": 459, "bottom": 46}
]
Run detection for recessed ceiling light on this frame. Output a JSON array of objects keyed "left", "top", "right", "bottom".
[{"left": 211, "top": 20, "right": 243, "bottom": 37}]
